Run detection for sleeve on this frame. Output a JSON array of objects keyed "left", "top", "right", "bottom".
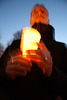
[
  {"left": 0, "top": 43, "right": 19, "bottom": 100},
  {"left": 47, "top": 45, "right": 67, "bottom": 96},
  {"left": 0, "top": 46, "right": 11, "bottom": 80},
  {"left": 0, "top": 39, "right": 20, "bottom": 80}
]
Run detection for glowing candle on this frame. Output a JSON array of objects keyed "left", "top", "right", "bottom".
[{"left": 20, "top": 27, "right": 41, "bottom": 57}]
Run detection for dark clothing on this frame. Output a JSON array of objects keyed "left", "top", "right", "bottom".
[{"left": 0, "top": 23, "right": 67, "bottom": 100}]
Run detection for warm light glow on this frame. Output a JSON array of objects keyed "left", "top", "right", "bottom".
[{"left": 20, "top": 27, "right": 41, "bottom": 57}]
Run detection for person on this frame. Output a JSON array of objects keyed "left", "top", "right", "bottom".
[{"left": 0, "top": 4, "right": 67, "bottom": 100}]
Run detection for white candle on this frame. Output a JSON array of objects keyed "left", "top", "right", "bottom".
[{"left": 20, "top": 27, "right": 41, "bottom": 57}]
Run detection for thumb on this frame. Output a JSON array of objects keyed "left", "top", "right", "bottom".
[{"left": 37, "top": 62, "right": 45, "bottom": 75}]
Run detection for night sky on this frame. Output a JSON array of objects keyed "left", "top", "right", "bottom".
[{"left": 0, "top": 0, "right": 67, "bottom": 49}]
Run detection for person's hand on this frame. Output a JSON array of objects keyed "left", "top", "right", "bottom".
[
  {"left": 27, "top": 40, "right": 53, "bottom": 77},
  {"left": 5, "top": 52, "right": 32, "bottom": 80}
]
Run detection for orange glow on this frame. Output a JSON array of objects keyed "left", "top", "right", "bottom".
[{"left": 20, "top": 27, "right": 41, "bottom": 57}]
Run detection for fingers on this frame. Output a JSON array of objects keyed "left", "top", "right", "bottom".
[
  {"left": 9, "top": 55, "right": 32, "bottom": 67},
  {"left": 37, "top": 62, "right": 45, "bottom": 75},
  {"left": 26, "top": 47, "right": 52, "bottom": 77},
  {"left": 38, "top": 40, "right": 50, "bottom": 54},
  {"left": 6, "top": 63, "right": 31, "bottom": 79},
  {"left": 27, "top": 49, "right": 47, "bottom": 62},
  {"left": 7, "top": 56, "right": 32, "bottom": 73},
  {"left": 6, "top": 56, "right": 32, "bottom": 79},
  {"left": 7, "top": 69, "right": 27, "bottom": 77},
  {"left": 6, "top": 69, "right": 27, "bottom": 80},
  {"left": 6, "top": 64, "right": 31, "bottom": 72}
]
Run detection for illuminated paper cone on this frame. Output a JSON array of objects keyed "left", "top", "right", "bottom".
[{"left": 20, "top": 27, "right": 41, "bottom": 58}]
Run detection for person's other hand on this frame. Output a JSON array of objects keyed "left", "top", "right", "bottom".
[
  {"left": 5, "top": 55, "right": 32, "bottom": 80},
  {"left": 27, "top": 40, "right": 53, "bottom": 77}
]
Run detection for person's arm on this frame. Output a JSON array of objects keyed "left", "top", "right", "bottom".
[
  {"left": 46, "top": 45, "right": 67, "bottom": 96},
  {"left": 0, "top": 40, "right": 32, "bottom": 80},
  {"left": 27, "top": 40, "right": 67, "bottom": 95},
  {"left": 27, "top": 40, "right": 53, "bottom": 77},
  {"left": 0, "top": 46, "right": 10, "bottom": 80}
]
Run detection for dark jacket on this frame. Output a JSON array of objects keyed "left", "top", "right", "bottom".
[{"left": 0, "top": 23, "right": 67, "bottom": 100}]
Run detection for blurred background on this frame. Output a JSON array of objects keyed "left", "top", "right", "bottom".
[{"left": 0, "top": 0, "right": 67, "bottom": 56}]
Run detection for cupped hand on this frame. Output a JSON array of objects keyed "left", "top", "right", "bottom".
[
  {"left": 27, "top": 40, "right": 53, "bottom": 77},
  {"left": 5, "top": 55, "right": 32, "bottom": 80}
]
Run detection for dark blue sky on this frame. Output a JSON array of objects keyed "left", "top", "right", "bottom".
[{"left": 0, "top": 0, "right": 67, "bottom": 49}]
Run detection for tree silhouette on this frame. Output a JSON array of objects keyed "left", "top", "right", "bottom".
[
  {"left": 0, "top": 43, "right": 4, "bottom": 57},
  {"left": 7, "top": 30, "right": 22, "bottom": 47},
  {"left": 13, "top": 30, "right": 22, "bottom": 40}
]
